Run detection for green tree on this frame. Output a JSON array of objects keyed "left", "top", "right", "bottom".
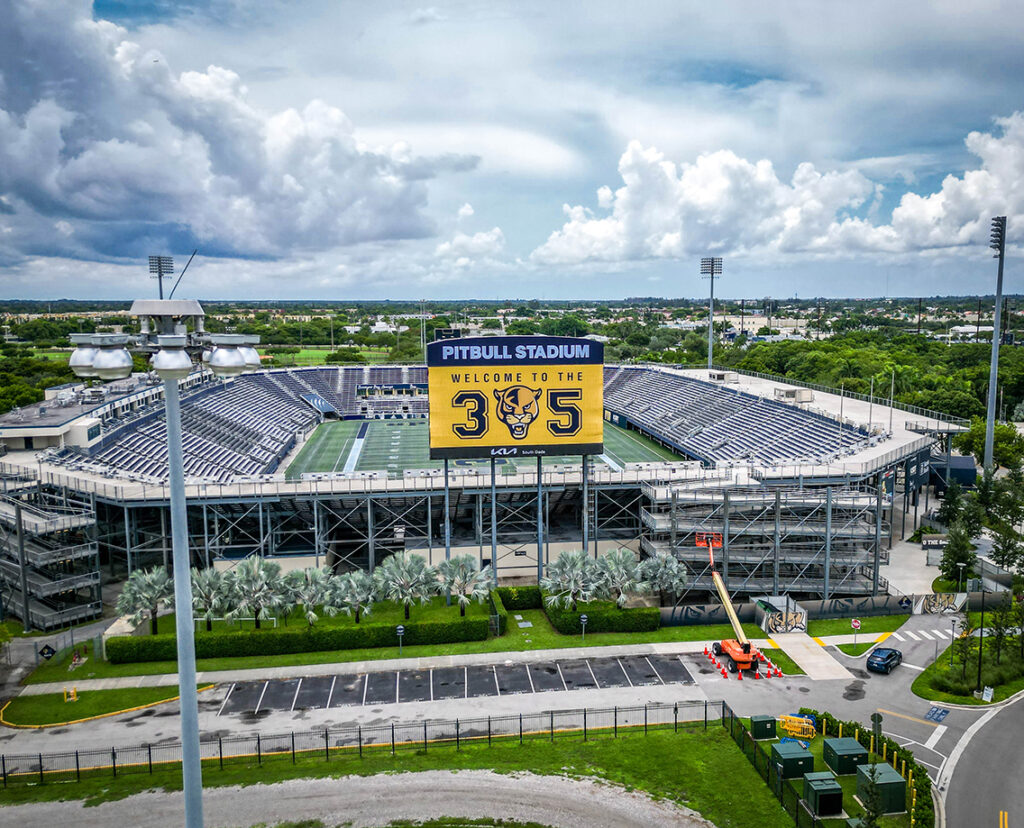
[
  {"left": 860, "top": 762, "right": 884, "bottom": 828},
  {"left": 954, "top": 417, "right": 1024, "bottom": 470},
  {"left": 990, "top": 523, "right": 1022, "bottom": 572},
  {"left": 598, "top": 547, "right": 649, "bottom": 608},
  {"left": 989, "top": 595, "right": 1014, "bottom": 664},
  {"left": 936, "top": 481, "right": 963, "bottom": 528},
  {"left": 939, "top": 522, "right": 977, "bottom": 583},
  {"left": 116, "top": 567, "right": 173, "bottom": 636},
  {"left": 373, "top": 553, "right": 437, "bottom": 620},
  {"left": 436, "top": 554, "right": 492, "bottom": 617},
  {"left": 953, "top": 624, "right": 976, "bottom": 679},
  {"left": 224, "top": 556, "right": 284, "bottom": 630},
  {"left": 960, "top": 496, "right": 985, "bottom": 539}
]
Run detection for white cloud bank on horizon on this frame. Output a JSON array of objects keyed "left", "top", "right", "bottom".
[
  {"left": 0, "top": 0, "right": 476, "bottom": 265},
  {"left": 533, "top": 114, "right": 1023, "bottom": 265}
]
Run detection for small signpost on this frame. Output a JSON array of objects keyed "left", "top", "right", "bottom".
[
  {"left": 851, "top": 618, "right": 861, "bottom": 648},
  {"left": 396, "top": 624, "right": 405, "bottom": 656},
  {"left": 982, "top": 686, "right": 994, "bottom": 703},
  {"left": 39, "top": 644, "right": 56, "bottom": 661},
  {"left": 580, "top": 614, "right": 588, "bottom": 643}
]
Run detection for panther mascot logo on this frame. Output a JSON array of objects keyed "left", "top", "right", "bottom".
[{"left": 493, "top": 386, "right": 542, "bottom": 439}]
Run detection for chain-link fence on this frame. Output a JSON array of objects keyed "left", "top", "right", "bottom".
[{"left": 1, "top": 699, "right": 722, "bottom": 787}]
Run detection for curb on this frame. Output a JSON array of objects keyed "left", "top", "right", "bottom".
[{"left": 0, "top": 685, "right": 215, "bottom": 729}]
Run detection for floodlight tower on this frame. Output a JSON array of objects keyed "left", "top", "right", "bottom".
[
  {"left": 149, "top": 255, "right": 174, "bottom": 300},
  {"left": 984, "top": 216, "right": 1007, "bottom": 471},
  {"left": 701, "top": 257, "right": 723, "bottom": 370}
]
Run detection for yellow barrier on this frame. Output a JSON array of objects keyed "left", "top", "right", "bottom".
[{"left": 777, "top": 715, "right": 816, "bottom": 739}]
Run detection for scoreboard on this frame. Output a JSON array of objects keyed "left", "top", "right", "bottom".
[{"left": 427, "top": 336, "right": 604, "bottom": 459}]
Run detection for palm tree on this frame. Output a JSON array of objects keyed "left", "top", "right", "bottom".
[
  {"left": 285, "top": 567, "right": 334, "bottom": 627},
  {"left": 373, "top": 553, "right": 437, "bottom": 620},
  {"left": 189, "top": 567, "right": 227, "bottom": 632},
  {"left": 640, "top": 552, "right": 689, "bottom": 606},
  {"left": 331, "top": 570, "right": 376, "bottom": 624},
  {"left": 437, "top": 555, "right": 492, "bottom": 617},
  {"left": 599, "top": 548, "right": 649, "bottom": 608},
  {"left": 541, "top": 549, "right": 602, "bottom": 612},
  {"left": 116, "top": 566, "right": 173, "bottom": 635},
  {"left": 224, "top": 556, "right": 283, "bottom": 630}
]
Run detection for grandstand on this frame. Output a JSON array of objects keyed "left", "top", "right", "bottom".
[{"left": 0, "top": 361, "right": 966, "bottom": 627}]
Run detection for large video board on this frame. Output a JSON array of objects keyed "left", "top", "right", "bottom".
[{"left": 427, "top": 336, "right": 604, "bottom": 459}]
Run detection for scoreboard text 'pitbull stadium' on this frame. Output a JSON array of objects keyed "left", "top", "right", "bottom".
[{"left": 426, "top": 336, "right": 604, "bottom": 459}]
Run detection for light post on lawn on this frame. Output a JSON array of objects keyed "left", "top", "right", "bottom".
[
  {"left": 700, "top": 257, "right": 722, "bottom": 371},
  {"left": 976, "top": 586, "right": 987, "bottom": 694},
  {"left": 949, "top": 618, "right": 957, "bottom": 668},
  {"left": 68, "top": 298, "right": 256, "bottom": 828},
  {"left": 957, "top": 561, "right": 966, "bottom": 593}
]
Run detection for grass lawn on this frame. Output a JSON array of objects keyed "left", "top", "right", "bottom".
[
  {"left": 762, "top": 647, "right": 805, "bottom": 675},
  {"left": 806, "top": 614, "right": 910, "bottom": 637},
  {"left": 931, "top": 576, "right": 959, "bottom": 593},
  {"left": 911, "top": 639, "right": 1024, "bottom": 705},
  {"left": 265, "top": 348, "right": 391, "bottom": 366},
  {"left": 0, "top": 726, "right": 791, "bottom": 828},
  {"left": 27, "top": 608, "right": 765, "bottom": 684},
  {"left": 837, "top": 642, "right": 877, "bottom": 657},
  {"left": 0, "top": 685, "right": 210, "bottom": 727}
]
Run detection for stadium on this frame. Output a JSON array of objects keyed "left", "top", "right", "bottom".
[{"left": 0, "top": 350, "right": 964, "bottom": 631}]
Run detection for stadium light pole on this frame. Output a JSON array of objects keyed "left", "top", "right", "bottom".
[
  {"left": 149, "top": 255, "right": 173, "bottom": 300},
  {"left": 700, "top": 257, "right": 722, "bottom": 371},
  {"left": 69, "top": 300, "right": 252, "bottom": 828},
  {"left": 983, "top": 216, "right": 1007, "bottom": 472}
]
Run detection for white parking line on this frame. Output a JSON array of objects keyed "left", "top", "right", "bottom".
[
  {"left": 254, "top": 681, "right": 269, "bottom": 714},
  {"left": 218, "top": 683, "right": 235, "bottom": 717},
  {"left": 924, "top": 725, "right": 948, "bottom": 751},
  {"left": 617, "top": 657, "right": 634, "bottom": 687},
  {"left": 290, "top": 678, "right": 303, "bottom": 711},
  {"left": 917, "top": 630, "right": 933, "bottom": 640},
  {"left": 556, "top": 662, "right": 569, "bottom": 691},
  {"left": 900, "top": 663, "right": 926, "bottom": 672},
  {"left": 525, "top": 664, "right": 536, "bottom": 693},
  {"left": 395, "top": 672, "right": 400, "bottom": 703},
  {"left": 429, "top": 669, "right": 434, "bottom": 702},
  {"left": 326, "top": 675, "right": 337, "bottom": 708},
  {"left": 493, "top": 665, "right": 501, "bottom": 696},
  {"left": 904, "top": 630, "right": 921, "bottom": 641},
  {"left": 890, "top": 632, "right": 904, "bottom": 641},
  {"left": 464, "top": 666, "right": 468, "bottom": 698},
  {"left": 361, "top": 674, "right": 369, "bottom": 705},
  {"left": 586, "top": 660, "right": 600, "bottom": 687},
  {"left": 644, "top": 656, "right": 665, "bottom": 684}
]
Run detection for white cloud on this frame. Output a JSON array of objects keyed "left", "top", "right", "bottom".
[
  {"left": 533, "top": 114, "right": 1024, "bottom": 265},
  {"left": 457, "top": 202, "right": 474, "bottom": 220},
  {"left": 0, "top": 0, "right": 475, "bottom": 264},
  {"left": 435, "top": 227, "right": 505, "bottom": 260},
  {"left": 409, "top": 7, "right": 445, "bottom": 25}
]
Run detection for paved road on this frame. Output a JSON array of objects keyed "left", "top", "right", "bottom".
[
  {"left": 0, "top": 769, "right": 713, "bottom": 828},
  {"left": 944, "top": 693, "right": 1024, "bottom": 828}
]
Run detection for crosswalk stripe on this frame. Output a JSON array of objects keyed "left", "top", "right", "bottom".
[
  {"left": 933, "top": 629, "right": 949, "bottom": 639},
  {"left": 903, "top": 631, "right": 920, "bottom": 641},
  {"left": 890, "top": 632, "right": 904, "bottom": 641},
  {"left": 917, "top": 630, "right": 933, "bottom": 640}
]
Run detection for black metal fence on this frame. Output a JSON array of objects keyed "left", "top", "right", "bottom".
[
  {"left": 1, "top": 699, "right": 721, "bottom": 787},
  {"left": 721, "top": 703, "right": 821, "bottom": 828}
]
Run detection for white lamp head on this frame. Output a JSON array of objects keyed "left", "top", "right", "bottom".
[
  {"left": 151, "top": 335, "right": 193, "bottom": 380},
  {"left": 91, "top": 335, "right": 134, "bottom": 381}
]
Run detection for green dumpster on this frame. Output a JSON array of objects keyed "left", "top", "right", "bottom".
[
  {"left": 750, "top": 715, "right": 776, "bottom": 740},
  {"left": 803, "top": 771, "right": 844, "bottom": 817},
  {"left": 770, "top": 741, "right": 814, "bottom": 779},
  {"left": 856, "top": 762, "right": 906, "bottom": 814},
  {"left": 824, "top": 736, "right": 869, "bottom": 774}
]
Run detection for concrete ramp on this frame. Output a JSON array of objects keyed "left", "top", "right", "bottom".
[{"left": 769, "top": 632, "right": 853, "bottom": 680}]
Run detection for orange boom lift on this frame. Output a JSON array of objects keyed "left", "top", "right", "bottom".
[{"left": 698, "top": 532, "right": 760, "bottom": 674}]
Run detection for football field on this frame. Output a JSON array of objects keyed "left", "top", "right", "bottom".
[{"left": 285, "top": 419, "right": 682, "bottom": 479}]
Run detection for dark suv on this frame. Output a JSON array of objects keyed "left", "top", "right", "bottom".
[{"left": 866, "top": 647, "right": 903, "bottom": 674}]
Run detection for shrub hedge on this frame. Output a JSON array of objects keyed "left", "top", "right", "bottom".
[
  {"left": 799, "top": 706, "right": 934, "bottom": 828},
  {"left": 541, "top": 592, "right": 661, "bottom": 635},
  {"left": 929, "top": 658, "right": 1024, "bottom": 696},
  {"left": 107, "top": 616, "right": 489, "bottom": 664},
  {"left": 490, "top": 588, "right": 509, "bottom": 636},
  {"left": 495, "top": 585, "right": 543, "bottom": 610}
]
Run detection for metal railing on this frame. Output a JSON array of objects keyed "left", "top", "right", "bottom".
[{"left": 0, "top": 699, "right": 720, "bottom": 787}]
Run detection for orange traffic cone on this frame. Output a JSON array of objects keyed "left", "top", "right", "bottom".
[
  {"left": 721, "top": 666, "right": 727, "bottom": 678},
  {"left": 704, "top": 646, "right": 709, "bottom": 656},
  {"left": 737, "top": 669, "right": 743, "bottom": 681},
  {"left": 775, "top": 667, "right": 782, "bottom": 677},
  {"left": 754, "top": 670, "right": 761, "bottom": 679}
]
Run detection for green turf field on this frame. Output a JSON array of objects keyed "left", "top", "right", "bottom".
[{"left": 286, "top": 420, "right": 683, "bottom": 479}]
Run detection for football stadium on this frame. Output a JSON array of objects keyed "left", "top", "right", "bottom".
[{"left": 0, "top": 350, "right": 965, "bottom": 631}]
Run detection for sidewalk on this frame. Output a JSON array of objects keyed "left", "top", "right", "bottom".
[{"left": 20, "top": 636, "right": 785, "bottom": 696}]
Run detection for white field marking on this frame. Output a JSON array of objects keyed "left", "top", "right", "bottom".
[
  {"left": 924, "top": 725, "right": 948, "bottom": 751},
  {"left": 343, "top": 431, "right": 367, "bottom": 473},
  {"left": 326, "top": 675, "right": 337, "bottom": 708},
  {"left": 903, "top": 630, "right": 921, "bottom": 641},
  {"left": 890, "top": 632, "right": 904, "bottom": 641},
  {"left": 917, "top": 630, "right": 933, "bottom": 640},
  {"left": 290, "top": 678, "right": 303, "bottom": 712},
  {"left": 217, "top": 683, "right": 236, "bottom": 716}
]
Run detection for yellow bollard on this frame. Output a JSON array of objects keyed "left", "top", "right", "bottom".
[
  {"left": 839, "top": 722, "right": 843, "bottom": 738},
  {"left": 902, "top": 759, "right": 906, "bottom": 777},
  {"left": 883, "top": 743, "right": 887, "bottom": 762},
  {"left": 870, "top": 734, "right": 874, "bottom": 755},
  {"left": 855, "top": 728, "right": 859, "bottom": 742}
]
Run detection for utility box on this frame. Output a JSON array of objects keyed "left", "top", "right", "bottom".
[
  {"left": 824, "top": 737, "right": 869, "bottom": 775},
  {"left": 856, "top": 763, "right": 906, "bottom": 814},
  {"left": 803, "top": 771, "right": 844, "bottom": 817},
  {"left": 771, "top": 741, "right": 814, "bottom": 779},
  {"left": 750, "top": 715, "right": 777, "bottom": 740}
]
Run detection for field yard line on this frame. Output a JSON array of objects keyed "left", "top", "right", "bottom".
[{"left": 330, "top": 428, "right": 356, "bottom": 473}]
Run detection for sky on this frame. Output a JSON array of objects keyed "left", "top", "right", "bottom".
[{"left": 0, "top": 0, "right": 1022, "bottom": 301}]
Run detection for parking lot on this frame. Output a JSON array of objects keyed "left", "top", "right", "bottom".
[{"left": 218, "top": 654, "right": 695, "bottom": 715}]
